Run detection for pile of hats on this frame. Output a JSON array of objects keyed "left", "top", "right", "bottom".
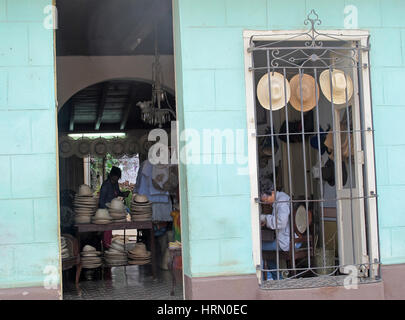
[
  {"left": 80, "top": 245, "right": 102, "bottom": 269},
  {"left": 106, "top": 198, "right": 128, "bottom": 223},
  {"left": 130, "top": 194, "right": 152, "bottom": 221},
  {"left": 61, "top": 236, "right": 70, "bottom": 259},
  {"left": 127, "top": 243, "right": 151, "bottom": 265},
  {"left": 74, "top": 184, "right": 98, "bottom": 224},
  {"left": 91, "top": 209, "right": 112, "bottom": 225},
  {"left": 104, "top": 238, "right": 128, "bottom": 267}
]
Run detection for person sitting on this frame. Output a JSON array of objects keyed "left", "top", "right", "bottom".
[{"left": 260, "top": 179, "right": 300, "bottom": 280}]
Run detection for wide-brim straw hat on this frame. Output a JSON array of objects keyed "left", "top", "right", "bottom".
[
  {"left": 75, "top": 138, "right": 92, "bottom": 158},
  {"left": 129, "top": 243, "right": 150, "bottom": 257},
  {"left": 320, "top": 69, "right": 353, "bottom": 104},
  {"left": 77, "top": 184, "right": 93, "bottom": 197},
  {"left": 139, "top": 134, "right": 154, "bottom": 155},
  {"left": 257, "top": 72, "right": 291, "bottom": 111},
  {"left": 125, "top": 137, "right": 140, "bottom": 156},
  {"left": 59, "top": 136, "right": 75, "bottom": 158},
  {"left": 91, "top": 219, "right": 112, "bottom": 225},
  {"left": 107, "top": 198, "right": 126, "bottom": 211},
  {"left": 133, "top": 194, "right": 150, "bottom": 204},
  {"left": 108, "top": 138, "right": 127, "bottom": 158},
  {"left": 83, "top": 245, "right": 97, "bottom": 252},
  {"left": 94, "top": 209, "right": 111, "bottom": 219},
  {"left": 75, "top": 215, "right": 92, "bottom": 224},
  {"left": 289, "top": 73, "right": 319, "bottom": 112},
  {"left": 91, "top": 138, "right": 108, "bottom": 158}
]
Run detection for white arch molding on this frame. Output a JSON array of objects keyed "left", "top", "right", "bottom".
[{"left": 56, "top": 55, "right": 175, "bottom": 110}]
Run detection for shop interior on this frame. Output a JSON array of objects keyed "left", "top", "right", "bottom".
[
  {"left": 56, "top": 0, "right": 182, "bottom": 300},
  {"left": 253, "top": 40, "right": 363, "bottom": 283}
]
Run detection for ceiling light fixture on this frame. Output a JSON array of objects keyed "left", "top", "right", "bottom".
[{"left": 139, "top": 22, "right": 176, "bottom": 128}]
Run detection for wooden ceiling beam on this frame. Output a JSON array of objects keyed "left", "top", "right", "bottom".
[
  {"left": 95, "top": 82, "right": 109, "bottom": 131},
  {"left": 120, "top": 84, "right": 138, "bottom": 130}
]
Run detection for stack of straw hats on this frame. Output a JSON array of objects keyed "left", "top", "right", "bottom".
[
  {"left": 61, "top": 236, "right": 70, "bottom": 259},
  {"left": 130, "top": 194, "right": 152, "bottom": 221},
  {"left": 80, "top": 245, "right": 102, "bottom": 269},
  {"left": 127, "top": 243, "right": 151, "bottom": 265},
  {"left": 106, "top": 198, "right": 128, "bottom": 223},
  {"left": 74, "top": 185, "right": 98, "bottom": 224},
  {"left": 91, "top": 209, "right": 112, "bottom": 225},
  {"left": 104, "top": 238, "right": 128, "bottom": 267}
]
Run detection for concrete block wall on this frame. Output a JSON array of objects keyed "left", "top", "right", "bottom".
[
  {"left": 174, "top": 0, "right": 405, "bottom": 277},
  {"left": 0, "top": 0, "right": 59, "bottom": 289}
]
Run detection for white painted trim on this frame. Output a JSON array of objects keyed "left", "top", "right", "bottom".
[
  {"left": 243, "top": 33, "right": 262, "bottom": 284},
  {"left": 243, "top": 29, "right": 380, "bottom": 283}
]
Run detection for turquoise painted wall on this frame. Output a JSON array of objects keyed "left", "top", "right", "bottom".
[
  {"left": 0, "top": 0, "right": 59, "bottom": 289},
  {"left": 174, "top": 0, "right": 405, "bottom": 277}
]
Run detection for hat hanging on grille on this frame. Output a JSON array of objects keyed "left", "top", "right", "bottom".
[
  {"left": 289, "top": 73, "right": 319, "bottom": 112},
  {"left": 256, "top": 72, "right": 291, "bottom": 111},
  {"left": 319, "top": 69, "right": 353, "bottom": 105}
]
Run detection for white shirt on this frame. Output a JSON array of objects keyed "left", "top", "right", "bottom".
[{"left": 261, "top": 191, "right": 291, "bottom": 251}]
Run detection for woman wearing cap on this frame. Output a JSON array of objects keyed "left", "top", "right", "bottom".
[{"left": 260, "top": 179, "right": 300, "bottom": 280}]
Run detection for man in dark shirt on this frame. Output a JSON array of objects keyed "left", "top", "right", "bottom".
[
  {"left": 99, "top": 166, "right": 130, "bottom": 208},
  {"left": 99, "top": 166, "right": 130, "bottom": 249}
]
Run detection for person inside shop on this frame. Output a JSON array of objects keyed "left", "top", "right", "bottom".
[
  {"left": 260, "top": 178, "right": 301, "bottom": 280},
  {"left": 99, "top": 166, "right": 130, "bottom": 249},
  {"left": 99, "top": 166, "right": 130, "bottom": 209}
]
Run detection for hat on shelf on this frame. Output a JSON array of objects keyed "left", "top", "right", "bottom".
[
  {"left": 77, "top": 184, "right": 93, "bottom": 197},
  {"left": 127, "top": 242, "right": 151, "bottom": 265},
  {"left": 130, "top": 194, "right": 152, "bottom": 222},
  {"left": 289, "top": 73, "right": 319, "bottom": 112},
  {"left": 256, "top": 72, "right": 291, "bottom": 111},
  {"left": 91, "top": 209, "right": 112, "bottom": 224},
  {"left": 80, "top": 246, "right": 102, "bottom": 269},
  {"left": 319, "top": 69, "right": 353, "bottom": 105}
]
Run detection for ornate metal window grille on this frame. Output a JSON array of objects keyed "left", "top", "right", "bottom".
[{"left": 247, "top": 10, "right": 380, "bottom": 288}]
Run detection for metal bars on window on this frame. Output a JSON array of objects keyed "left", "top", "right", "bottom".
[{"left": 248, "top": 10, "right": 379, "bottom": 286}]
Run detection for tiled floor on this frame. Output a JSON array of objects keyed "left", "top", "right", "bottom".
[{"left": 63, "top": 265, "right": 183, "bottom": 300}]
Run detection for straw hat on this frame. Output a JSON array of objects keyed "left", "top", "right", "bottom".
[
  {"left": 125, "top": 137, "right": 140, "bottom": 156},
  {"left": 75, "top": 215, "right": 91, "bottom": 224},
  {"left": 256, "top": 72, "right": 291, "bottom": 111},
  {"left": 83, "top": 245, "right": 97, "bottom": 252},
  {"left": 139, "top": 134, "right": 154, "bottom": 155},
  {"left": 289, "top": 73, "right": 319, "bottom": 112},
  {"left": 94, "top": 209, "right": 111, "bottom": 220},
  {"left": 59, "top": 136, "right": 75, "bottom": 158},
  {"left": 320, "top": 69, "right": 353, "bottom": 104},
  {"left": 75, "top": 138, "right": 92, "bottom": 158},
  {"left": 129, "top": 243, "right": 150, "bottom": 258},
  {"left": 91, "top": 138, "right": 108, "bottom": 158},
  {"left": 108, "top": 138, "right": 127, "bottom": 158},
  {"left": 78, "top": 184, "right": 93, "bottom": 197},
  {"left": 133, "top": 194, "right": 149, "bottom": 204},
  {"left": 107, "top": 198, "right": 125, "bottom": 211}
]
